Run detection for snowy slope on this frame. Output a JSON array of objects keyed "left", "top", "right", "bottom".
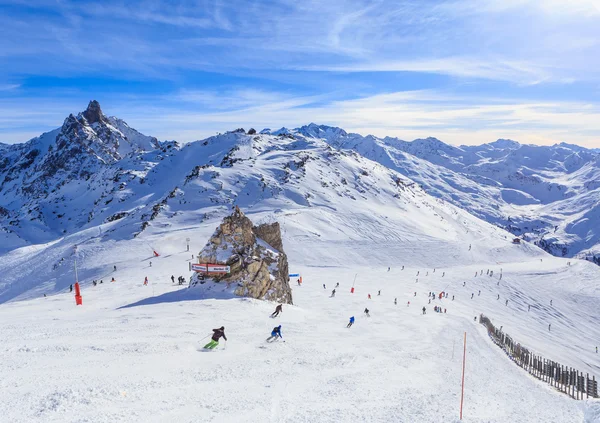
[
  {"left": 282, "top": 125, "right": 600, "bottom": 262},
  {"left": 0, "top": 212, "right": 598, "bottom": 422}
]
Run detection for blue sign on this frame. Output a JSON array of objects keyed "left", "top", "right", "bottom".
[{"left": 289, "top": 273, "right": 300, "bottom": 277}]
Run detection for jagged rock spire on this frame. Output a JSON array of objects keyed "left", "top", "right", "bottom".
[{"left": 82, "top": 100, "right": 104, "bottom": 124}]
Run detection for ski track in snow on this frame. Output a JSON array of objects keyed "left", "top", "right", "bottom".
[{"left": 0, "top": 223, "right": 599, "bottom": 422}]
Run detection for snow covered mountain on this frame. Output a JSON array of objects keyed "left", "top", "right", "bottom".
[
  {"left": 277, "top": 124, "right": 600, "bottom": 263},
  {"left": 1, "top": 103, "right": 599, "bottom": 266}
]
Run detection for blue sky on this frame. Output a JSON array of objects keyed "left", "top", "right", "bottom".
[{"left": 1, "top": 0, "right": 599, "bottom": 147}]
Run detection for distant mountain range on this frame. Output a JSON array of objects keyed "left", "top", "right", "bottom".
[{"left": 1, "top": 101, "right": 598, "bottom": 265}]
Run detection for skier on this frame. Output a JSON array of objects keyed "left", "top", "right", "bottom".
[
  {"left": 368, "top": 294, "right": 371, "bottom": 299},
  {"left": 100, "top": 280, "right": 103, "bottom": 284},
  {"left": 111, "top": 277, "right": 115, "bottom": 283},
  {"left": 297, "top": 279, "right": 301, "bottom": 286},
  {"left": 505, "top": 299, "right": 509, "bottom": 306},
  {"left": 144, "top": 277, "right": 148, "bottom": 286},
  {"left": 433, "top": 268, "right": 436, "bottom": 273},
  {"left": 203, "top": 326, "right": 227, "bottom": 349},
  {"left": 548, "top": 324, "right": 551, "bottom": 331},
  {"left": 471, "top": 293, "right": 474, "bottom": 299},
  {"left": 267, "top": 325, "right": 283, "bottom": 342},
  {"left": 378, "top": 290, "right": 381, "bottom": 296},
  {"left": 475, "top": 272, "right": 477, "bottom": 277},
  {"left": 387, "top": 267, "right": 390, "bottom": 272},
  {"left": 442, "top": 272, "right": 445, "bottom": 277},
  {"left": 331, "top": 289, "right": 336, "bottom": 297},
  {"left": 401, "top": 265, "right": 404, "bottom": 270},
  {"left": 596, "top": 346, "right": 598, "bottom": 354},
  {"left": 428, "top": 298, "right": 431, "bottom": 304},
  {"left": 336, "top": 282, "right": 340, "bottom": 288},
  {"left": 478, "top": 290, "right": 481, "bottom": 296},
  {"left": 323, "top": 284, "right": 326, "bottom": 290},
  {"left": 417, "top": 271, "right": 420, "bottom": 276},
  {"left": 414, "top": 292, "right": 417, "bottom": 297},
  {"left": 426, "top": 271, "right": 428, "bottom": 276},
  {"left": 171, "top": 275, "right": 175, "bottom": 284},
  {"left": 497, "top": 294, "right": 500, "bottom": 300},
  {"left": 422, "top": 306, "right": 426, "bottom": 315},
  {"left": 93, "top": 281, "right": 97, "bottom": 286},
  {"left": 347, "top": 316, "right": 355, "bottom": 328},
  {"left": 114, "top": 265, "right": 117, "bottom": 272},
  {"left": 270, "top": 304, "right": 283, "bottom": 318},
  {"left": 150, "top": 261, "right": 152, "bottom": 267},
  {"left": 69, "top": 284, "right": 73, "bottom": 293},
  {"left": 469, "top": 244, "right": 471, "bottom": 251},
  {"left": 394, "top": 298, "right": 397, "bottom": 305},
  {"left": 452, "top": 295, "right": 455, "bottom": 301},
  {"left": 364, "top": 308, "right": 370, "bottom": 317},
  {"left": 463, "top": 281, "right": 466, "bottom": 287},
  {"left": 528, "top": 304, "right": 531, "bottom": 311},
  {"left": 550, "top": 299, "right": 553, "bottom": 306}
]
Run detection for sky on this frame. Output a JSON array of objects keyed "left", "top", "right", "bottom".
[{"left": 1, "top": 0, "right": 600, "bottom": 147}]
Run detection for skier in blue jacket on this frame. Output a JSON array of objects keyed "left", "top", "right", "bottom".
[
  {"left": 267, "top": 325, "right": 283, "bottom": 342},
  {"left": 347, "top": 316, "right": 355, "bottom": 328}
]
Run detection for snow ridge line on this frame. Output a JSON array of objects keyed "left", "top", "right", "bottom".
[{"left": 479, "top": 314, "right": 598, "bottom": 401}]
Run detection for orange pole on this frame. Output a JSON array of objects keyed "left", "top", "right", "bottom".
[{"left": 460, "top": 332, "right": 466, "bottom": 420}]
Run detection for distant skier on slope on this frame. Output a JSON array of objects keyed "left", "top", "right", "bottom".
[
  {"left": 323, "top": 284, "right": 326, "bottom": 290},
  {"left": 394, "top": 298, "right": 397, "bottom": 305},
  {"left": 204, "top": 326, "right": 227, "bottom": 349},
  {"left": 171, "top": 275, "right": 175, "bottom": 284},
  {"left": 422, "top": 306, "right": 426, "bottom": 315},
  {"left": 271, "top": 304, "right": 283, "bottom": 318},
  {"left": 364, "top": 308, "right": 370, "bottom": 317},
  {"left": 347, "top": 316, "right": 355, "bottom": 328},
  {"left": 144, "top": 277, "right": 148, "bottom": 286},
  {"left": 378, "top": 290, "right": 381, "bottom": 296},
  {"left": 69, "top": 285, "right": 73, "bottom": 293},
  {"left": 478, "top": 290, "right": 481, "bottom": 296},
  {"left": 114, "top": 265, "right": 117, "bottom": 272},
  {"left": 505, "top": 299, "right": 509, "bottom": 306},
  {"left": 331, "top": 289, "right": 336, "bottom": 297},
  {"left": 267, "top": 325, "right": 283, "bottom": 342}
]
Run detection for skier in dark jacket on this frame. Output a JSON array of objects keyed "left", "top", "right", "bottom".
[
  {"left": 204, "top": 327, "right": 227, "bottom": 349},
  {"left": 171, "top": 275, "right": 175, "bottom": 284},
  {"left": 271, "top": 304, "right": 283, "bottom": 318},
  {"left": 267, "top": 325, "right": 283, "bottom": 341},
  {"left": 422, "top": 306, "right": 426, "bottom": 315},
  {"left": 331, "top": 289, "right": 336, "bottom": 297},
  {"left": 364, "top": 308, "right": 370, "bottom": 317},
  {"left": 69, "top": 284, "right": 73, "bottom": 293}
]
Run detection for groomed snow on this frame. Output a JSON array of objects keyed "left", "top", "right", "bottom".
[{"left": 0, "top": 208, "right": 599, "bottom": 422}]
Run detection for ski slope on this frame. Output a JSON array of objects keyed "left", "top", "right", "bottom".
[{"left": 0, "top": 208, "right": 599, "bottom": 422}]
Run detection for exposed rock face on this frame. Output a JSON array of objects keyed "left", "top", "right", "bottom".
[
  {"left": 191, "top": 206, "right": 292, "bottom": 304},
  {"left": 82, "top": 100, "right": 104, "bottom": 124}
]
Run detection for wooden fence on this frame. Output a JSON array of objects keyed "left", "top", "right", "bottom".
[{"left": 479, "top": 314, "right": 598, "bottom": 400}]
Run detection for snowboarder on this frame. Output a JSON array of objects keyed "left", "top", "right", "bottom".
[
  {"left": 144, "top": 277, "right": 148, "bottom": 286},
  {"left": 364, "top": 308, "right": 370, "bottom": 317},
  {"left": 331, "top": 289, "right": 336, "bottom": 297},
  {"left": 422, "top": 306, "right": 426, "bottom": 315},
  {"left": 271, "top": 304, "right": 283, "bottom": 318},
  {"left": 204, "top": 327, "right": 227, "bottom": 349},
  {"left": 267, "top": 325, "right": 283, "bottom": 342},
  {"left": 347, "top": 316, "right": 355, "bottom": 328},
  {"left": 69, "top": 284, "right": 73, "bottom": 293},
  {"left": 171, "top": 275, "right": 175, "bottom": 284}
]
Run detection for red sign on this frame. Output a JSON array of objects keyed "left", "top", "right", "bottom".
[{"left": 192, "top": 264, "right": 230, "bottom": 274}]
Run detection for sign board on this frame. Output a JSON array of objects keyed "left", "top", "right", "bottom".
[
  {"left": 192, "top": 263, "right": 230, "bottom": 274},
  {"left": 289, "top": 273, "right": 300, "bottom": 277}
]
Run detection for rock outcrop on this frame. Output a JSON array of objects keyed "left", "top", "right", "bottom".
[{"left": 190, "top": 207, "right": 292, "bottom": 304}]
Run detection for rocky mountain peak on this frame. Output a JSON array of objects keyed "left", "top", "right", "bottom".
[{"left": 82, "top": 100, "right": 104, "bottom": 124}]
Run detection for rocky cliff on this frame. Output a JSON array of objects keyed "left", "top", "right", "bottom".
[{"left": 190, "top": 206, "right": 293, "bottom": 304}]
